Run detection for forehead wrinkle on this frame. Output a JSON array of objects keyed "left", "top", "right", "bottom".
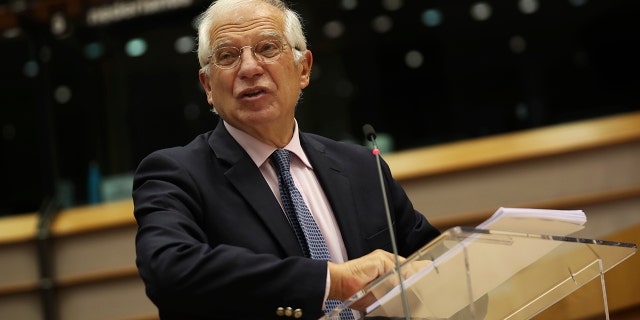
[
  {"left": 213, "top": 30, "right": 283, "bottom": 51},
  {"left": 209, "top": 13, "right": 285, "bottom": 46}
]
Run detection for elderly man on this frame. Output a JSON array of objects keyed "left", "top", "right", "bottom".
[{"left": 132, "top": 0, "right": 440, "bottom": 319}]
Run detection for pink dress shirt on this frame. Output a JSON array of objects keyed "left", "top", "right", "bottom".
[{"left": 224, "top": 121, "right": 349, "bottom": 306}]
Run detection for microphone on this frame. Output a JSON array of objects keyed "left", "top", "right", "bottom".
[
  {"left": 362, "top": 124, "right": 410, "bottom": 320},
  {"left": 362, "top": 124, "right": 377, "bottom": 143}
]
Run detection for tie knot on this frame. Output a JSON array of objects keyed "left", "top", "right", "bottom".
[{"left": 271, "top": 149, "right": 291, "bottom": 173}]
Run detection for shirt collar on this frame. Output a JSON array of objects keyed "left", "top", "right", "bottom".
[{"left": 224, "top": 120, "right": 313, "bottom": 169}]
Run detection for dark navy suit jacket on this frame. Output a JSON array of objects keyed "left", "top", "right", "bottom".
[{"left": 133, "top": 121, "right": 440, "bottom": 319}]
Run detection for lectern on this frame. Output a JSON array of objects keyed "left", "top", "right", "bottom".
[{"left": 322, "top": 227, "right": 638, "bottom": 320}]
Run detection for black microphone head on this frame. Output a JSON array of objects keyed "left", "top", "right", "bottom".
[{"left": 362, "top": 124, "right": 377, "bottom": 140}]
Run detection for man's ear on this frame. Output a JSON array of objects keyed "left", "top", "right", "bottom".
[
  {"left": 199, "top": 69, "right": 215, "bottom": 106},
  {"left": 299, "top": 50, "right": 313, "bottom": 89}
]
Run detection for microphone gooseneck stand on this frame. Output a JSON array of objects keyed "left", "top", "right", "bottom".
[{"left": 363, "top": 124, "right": 410, "bottom": 320}]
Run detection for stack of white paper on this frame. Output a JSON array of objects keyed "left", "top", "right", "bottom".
[{"left": 477, "top": 207, "right": 586, "bottom": 235}]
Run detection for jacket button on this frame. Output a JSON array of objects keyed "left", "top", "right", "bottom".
[
  {"left": 285, "top": 307, "right": 293, "bottom": 317},
  {"left": 293, "top": 309, "right": 303, "bottom": 318},
  {"left": 276, "top": 307, "right": 285, "bottom": 316}
]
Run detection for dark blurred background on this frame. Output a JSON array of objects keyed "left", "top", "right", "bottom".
[{"left": 1, "top": 0, "right": 638, "bottom": 216}]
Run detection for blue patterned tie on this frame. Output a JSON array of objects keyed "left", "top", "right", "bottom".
[{"left": 270, "top": 149, "right": 355, "bottom": 320}]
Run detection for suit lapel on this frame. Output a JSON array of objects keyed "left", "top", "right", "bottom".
[
  {"left": 208, "top": 123, "right": 305, "bottom": 256},
  {"left": 301, "top": 134, "right": 366, "bottom": 258}
]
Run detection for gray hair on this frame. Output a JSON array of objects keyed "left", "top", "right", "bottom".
[{"left": 196, "top": 0, "right": 308, "bottom": 75}]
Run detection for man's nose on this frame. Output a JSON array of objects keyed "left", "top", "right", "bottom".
[
  {"left": 237, "top": 47, "right": 263, "bottom": 76},
  {"left": 238, "top": 47, "right": 260, "bottom": 66}
]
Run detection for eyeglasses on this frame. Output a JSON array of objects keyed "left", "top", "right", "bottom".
[{"left": 208, "top": 39, "right": 289, "bottom": 69}]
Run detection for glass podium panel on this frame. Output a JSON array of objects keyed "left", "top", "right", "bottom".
[{"left": 322, "top": 227, "right": 637, "bottom": 320}]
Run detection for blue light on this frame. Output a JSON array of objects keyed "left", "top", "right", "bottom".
[
  {"left": 84, "top": 42, "right": 105, "bottom": 60},
  {"left": 421, "top": 9, "right": 443, "bottom": 27},
  {"left": 125, "top": 38, "right": 148, "bottom": 57}
]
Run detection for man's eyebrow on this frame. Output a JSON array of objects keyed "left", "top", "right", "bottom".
[
  {"left": 260, "top": 31, "right": 283, "bottom": 39},
  {"left": 212, "top": 31, "right": 285, "bottom": 48},
  {"left": 212, "top": 39, "right": 232, "bottom": 51}
]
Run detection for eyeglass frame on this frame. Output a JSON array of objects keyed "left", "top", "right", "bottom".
[{"left": 207, "top": 38, "right": 290, "bottom": 70}]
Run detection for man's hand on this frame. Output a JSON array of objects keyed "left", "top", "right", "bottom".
[{"left": 327, "top": 249, "right": 406, "bottom": 302}]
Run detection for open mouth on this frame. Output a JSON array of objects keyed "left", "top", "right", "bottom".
[{"left": 242, "top": 89, "right": 265, "bottom": 98}]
